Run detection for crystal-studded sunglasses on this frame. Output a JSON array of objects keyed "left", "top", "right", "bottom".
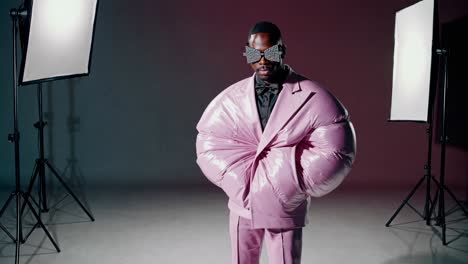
[{"left": 243, "top": 44, "right": 283, "bottom": 64}]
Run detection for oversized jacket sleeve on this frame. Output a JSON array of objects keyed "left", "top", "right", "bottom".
[
  {"left": 195, "top": 87, "right": 254, "bottom": 191},
  {"left": 295, "top": 88, "right": 357, "bottom": 197}
]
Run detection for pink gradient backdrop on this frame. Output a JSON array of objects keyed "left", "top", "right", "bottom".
[{"left": 0, "top": 0, "right": 466, "bottom": 195}]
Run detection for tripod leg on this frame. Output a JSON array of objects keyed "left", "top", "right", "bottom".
[
  {"left": 386, "top": 176, "right": 425, "bottom": 227},
  {"left": 28, "top": 195, "right": 41, "bottom": 209},
  {"left": 21, "top": 193, "right": 60, "bottom": 252},
  {"left": 21, "top": 162, "right": 40, "bottom": 218},
  {"left": 18, "top": 162, "right": 41, "bottom": 244},
  {"left": 442, "top": 185, "right": 468, "bottom": 216},
  {"left": 22, "top": 222, "right": 40, "bottom": 243},
  {"left": 0, "top": 192, "right": 15, "bottom": 217},
  {"left": 45, "top": 160, "right": 95, "bottom": 221},
  {"left": 429, "top": 186, "right": 439, "bottom": 221},
  {"left": 0, "top": 222, "right": 15, "bottom": 242}
]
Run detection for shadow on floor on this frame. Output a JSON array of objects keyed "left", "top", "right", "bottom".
[{"left": 382, "top": 253, "right": 467, "bottom": 264}]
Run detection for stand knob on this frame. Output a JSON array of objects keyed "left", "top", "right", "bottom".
[
  {"left": 440, "top": 136, "right": 449, "bottom": 142},
  {"left": 34, "top": 121, "right": 47, "bottom": 129},
  {"left": 7, "top": 133, "right": 19, "bottom": 142}
]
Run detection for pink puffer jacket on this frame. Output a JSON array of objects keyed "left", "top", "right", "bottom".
[{"left": 196, "top": 68, "right": 356, "bottom": 228}]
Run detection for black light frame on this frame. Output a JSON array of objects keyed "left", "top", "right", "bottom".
[{"left": 18, "top": 0, "right": 100, "bottom": 86}]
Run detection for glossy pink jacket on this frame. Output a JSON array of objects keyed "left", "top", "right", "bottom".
[{"left": 196, "top": 68, "right": 356, "bottom": 228}]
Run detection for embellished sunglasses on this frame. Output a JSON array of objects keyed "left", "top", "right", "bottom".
[{"left": 243, "top": 44, "right": 283, "bottom": 64}]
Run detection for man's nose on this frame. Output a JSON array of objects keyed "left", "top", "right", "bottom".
[{"left": 259, "top": 56, "right": 270, "bottom": 65}]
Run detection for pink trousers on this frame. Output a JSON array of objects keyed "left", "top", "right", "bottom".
[{"left": 229, "top": 211, "right": 302, "bottom": 264}]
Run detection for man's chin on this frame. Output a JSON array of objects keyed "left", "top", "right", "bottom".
[
  {"left": 256, "top": 67, "right": 280, "bottom": 81},
  {"left": 257, "top": 73, "right": 269, "bottom": 80},
  {"left": 256, "top": 71, "right": 273, "bottom": 80}
]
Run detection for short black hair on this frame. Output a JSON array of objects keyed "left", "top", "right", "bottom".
[{"left": 247, "top": 21, "right": 282, "bottom": 44}]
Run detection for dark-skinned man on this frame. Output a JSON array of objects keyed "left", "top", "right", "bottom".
[{"left": 196, "top": 21, "right": 356, "bottom": 264}]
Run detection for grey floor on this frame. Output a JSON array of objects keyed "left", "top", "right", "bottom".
[{"left": 0, "top": 185, "right": 467, "bottom": 264}]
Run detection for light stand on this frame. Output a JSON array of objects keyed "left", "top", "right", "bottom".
[
  {"left": 430, "top": 48, "right": 468, "bottom": 245},
  {"left": 386, "top": 113, "right": 440, "bottom": 227},
  {"left": 20, "top": 83, "right": 94, "bottom": 242},
  {"left": 0, "top": 8, "right": 60, "bottom": 264},
  {"left": 386, "top": 48, "right": 468, "bottom": 245}
]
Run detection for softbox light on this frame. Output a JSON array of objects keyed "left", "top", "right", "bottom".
[
  {"left": 389, "top": 0, "right": 437, "bottom": 122},
  {"left": 19, "top": 0, "right": 98, "bottom": 85}
]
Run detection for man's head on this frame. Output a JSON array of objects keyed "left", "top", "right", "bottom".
[{"left": 245, "top": 21, "right": 286, "bottom": 83}]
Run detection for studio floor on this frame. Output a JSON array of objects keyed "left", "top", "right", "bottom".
[{"left": 0, "top": 185, "right": 467, "bottom": 264}]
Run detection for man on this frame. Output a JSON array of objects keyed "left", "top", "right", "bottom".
[{"left": 196, "top": 21, "right": 356, "bottom": 264}]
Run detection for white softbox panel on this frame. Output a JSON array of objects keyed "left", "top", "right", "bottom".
[
  {"left": 20, "top": 0, "right": 98, "bottom": 85},
  {"left": 390, "top": 0, "right": 435, "bottom": 122}
]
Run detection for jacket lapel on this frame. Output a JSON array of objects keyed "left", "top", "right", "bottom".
[{"left": 255, "top": 70, "right": 313, "bottom": 158}]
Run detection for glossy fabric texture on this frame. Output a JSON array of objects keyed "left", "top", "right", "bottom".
[
  {"left": 196, "top": 68, "right": 356, "bottom": 228},
  {"left": 230, "top": 211, "right": 302, "bottom": 264}
]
